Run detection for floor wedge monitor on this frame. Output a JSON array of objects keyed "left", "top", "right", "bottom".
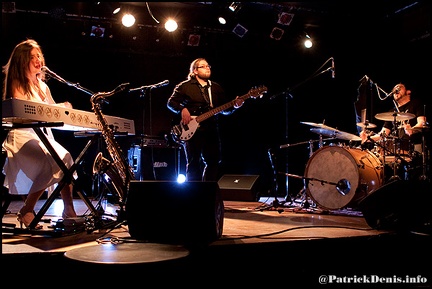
[
  {"left": 218, "top": 174, "right": 260, "bottom": 201},
  {"left": 358, "top": 180, "right": 432, "bottom": 233}
]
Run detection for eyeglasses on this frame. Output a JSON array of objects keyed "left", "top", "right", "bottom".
[{"left": 197, "top": 65, "right": 211, "bottom": 69}]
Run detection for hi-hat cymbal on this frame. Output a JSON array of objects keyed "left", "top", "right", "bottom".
[
  {"left": 375, "top": 112, "right": 415, "bottom": 121},
  {"left": 357, "top": 122, "right": 377, "bottom": 128}
]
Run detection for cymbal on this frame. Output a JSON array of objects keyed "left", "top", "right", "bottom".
[
  {"left": 310, "top": 128, "right": 361, "bottom": 141},
  {"left": 375, "top": 112, "right": 415, "bottom": 121},
  {"left": 357, "top": 122, "right": 377, "bottom": 128},
  {"left": 300, "top": 122, "right": 338, "bottom": 131},
  {"left": 310, "top": 128, "right": 337, "bottom": 136}
]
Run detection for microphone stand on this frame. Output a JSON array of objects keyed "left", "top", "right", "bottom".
[
  {"left": 267, "top": 57, "right": 334, "bottom": 206},
  {"left": 46, "top": 74, "right": 94, "bottom": 96},
  {"left": 129, "top": 81, "right": 170, "bottom": 180}
]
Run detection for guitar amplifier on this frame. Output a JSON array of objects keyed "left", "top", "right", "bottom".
[{"left": 128, "top": 145, "right": 179, "bottom": 181}]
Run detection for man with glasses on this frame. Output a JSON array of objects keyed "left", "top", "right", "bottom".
[{"left": 167, "top": 58, "right": 244, "bottom": 181}]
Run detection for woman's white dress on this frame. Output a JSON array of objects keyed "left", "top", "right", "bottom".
[{"left": 2, "top": 79, "right": 74, "bottom": 195}]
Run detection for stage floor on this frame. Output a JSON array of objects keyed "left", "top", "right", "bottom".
[{"left": 2, "top": 196, "right": 431, "bottom": 287}]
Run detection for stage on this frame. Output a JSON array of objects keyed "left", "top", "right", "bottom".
[{"left": 2, "top": 193, "right": 431, "bottom": 287}]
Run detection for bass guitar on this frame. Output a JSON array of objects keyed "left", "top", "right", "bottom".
[{"left": 171, "top": 85, "right": 267, "bottom": 143}]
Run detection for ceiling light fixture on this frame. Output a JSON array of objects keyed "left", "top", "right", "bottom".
[
  {"left": 122, "top": 13, "right": 135, "bottom": 27},
  {"left": 228, "top": 2, "right": 241, "bottom": 12},
  {"left": 165, "top": 19, "right": 178, "bottom": 32}
]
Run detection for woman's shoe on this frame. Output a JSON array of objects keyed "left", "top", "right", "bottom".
[
  {"left": 62, "top": 211, "right": 77, "bottom": 219},
  {"left": 16, "top": 212, "right": 43, "bottom": 229}
]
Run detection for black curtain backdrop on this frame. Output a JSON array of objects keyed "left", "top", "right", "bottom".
[{"left": 2, "top": 2, "right": 430, "bottom": 197}]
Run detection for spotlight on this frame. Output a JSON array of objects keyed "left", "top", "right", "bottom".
[
  {"left": 278, "top": 12, "right": 294, "bottom": 26},
  {"left": 165, "top": 19, "right": 178, "bottom": 32},
  {"left": 270, "top": 27, "right": 284, "bottom": 40},
  {"left": 218, "top": 16, "right": 227, "bottom": 25},
  {"left": 232, "top": 23, "right": 248, "bottom": 38},
  {"left": 188, "top": 34, "right": 201, "bottom": 46},
  {"left": 90, "top": 25, "right": 105, "bottom": 37},
  {"left": 122, "top": 13, "right": 135, "bottom": 27},
  {"left": 304, "top": 34, "right": 313, "bottom": 48},
  {"left": 112, "top": 7, "right": 121, "bottom": 15},
  {"left": 177, "top": 174, "right": 186, "bottom": 183},
  {"left": 228, "top": 2, "right": 241, "bottom": 12}
]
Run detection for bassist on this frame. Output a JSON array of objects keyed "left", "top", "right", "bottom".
[{"left": 167, "top": 58, "right": 244, "bottom": 181}]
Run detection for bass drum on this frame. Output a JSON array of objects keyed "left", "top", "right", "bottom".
[{"left": 305, "top": 146, "right": 383, "bottom": 210}]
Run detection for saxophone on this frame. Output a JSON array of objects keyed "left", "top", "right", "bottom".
[{"left": 90, "top": 84, "right": 134, "bottom": 204}]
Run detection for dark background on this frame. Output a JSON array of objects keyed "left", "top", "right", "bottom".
[{"left": 2, "top": 2, "right": 430, "bottom": 198}]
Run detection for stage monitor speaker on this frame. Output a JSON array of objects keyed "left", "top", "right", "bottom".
[
  {"left": 358, "top": 180, "right": 432, "bottom": 232},
  {"left": 126, "top": 180, "right": 224, "bottom": 245},
  {"left": 218, "top": 174, "right": 260, "bottom": 201}
]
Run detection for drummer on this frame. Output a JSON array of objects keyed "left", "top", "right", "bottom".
[{"left": 360, "top": 83, "right": 427, "bottom": 155}]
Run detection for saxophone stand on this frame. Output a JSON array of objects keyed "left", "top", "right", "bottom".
[{"left": 89, "top": 83, "right": 154, "bottom": 234}]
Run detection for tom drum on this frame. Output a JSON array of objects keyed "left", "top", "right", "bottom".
[{"left": 304, "top": 146, "right": 383, "bottom": 210}]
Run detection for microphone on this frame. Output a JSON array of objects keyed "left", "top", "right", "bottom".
[
  {"left": 331, "top": 57, "right": 335, "bottom": 79},
  {"left": 386, "top": 88, "right": 400, "bottom": 97},
  {"left": 336, "top": 179, "right": 351, "bottom": 196},
  {"left": 129, "top": 80, "right": 170, "bottom": 92},
  {"left": 41, "top": 66, "right": 66, "bottom": 83},
  {"left": 151, "top": 79, "right": 169, "bottom": 89}
]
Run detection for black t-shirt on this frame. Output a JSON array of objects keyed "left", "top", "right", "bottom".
[{"left": 383, "top": 97, "right": 424, "bottom": 146}]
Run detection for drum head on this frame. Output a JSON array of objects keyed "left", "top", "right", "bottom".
[{"left": 305, "top": 146, "right": 360, "bottom": 210}]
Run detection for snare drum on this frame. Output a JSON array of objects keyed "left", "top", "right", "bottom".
[
  {"left": 376, "top": 137, "right": 412, "bottom": 163},
  {"left": 304, "top": 146, "right": 383, "bottom": 210}
]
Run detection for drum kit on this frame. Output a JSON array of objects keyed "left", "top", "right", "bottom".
[{"left": 278, "top": 113, "right": 429, "bottom": 211}]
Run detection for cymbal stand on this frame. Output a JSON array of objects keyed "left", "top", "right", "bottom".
[
  {"left": 387, "top": 113, "right": 402, "bottom": 182},
  {"left": 419, "top": 129, "right": 429, "bottom": 181},
  {"left": 261, "top": 139, "right": 316, "bottom": 211}
]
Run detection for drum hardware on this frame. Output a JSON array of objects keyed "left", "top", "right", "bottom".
[
  {"left": 278, "top": 134, "right": 337, "bottom": 209},
  {"left": 279, "top": 138, "right": 335, "bottom": 155},
  {"left": 278, "top": 172, "right": 352, "bottom": 206},
  {"left": 412, "top": 125, "right": 430, "bottom": 181},
  {"left": 373, "top": 135, "right": 412, "bottom": 182}
]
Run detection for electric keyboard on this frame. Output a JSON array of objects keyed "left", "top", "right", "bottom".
[{"left": 2, "top": 98, "right": 135, "bottom": 135}]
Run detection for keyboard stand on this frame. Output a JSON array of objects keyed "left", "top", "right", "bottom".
[
  {"left": 29, "top": 127, "right": 100, "bottom": 229},
  {"left": 2, "top": 122, "right": 101, "bottom": 235}
]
